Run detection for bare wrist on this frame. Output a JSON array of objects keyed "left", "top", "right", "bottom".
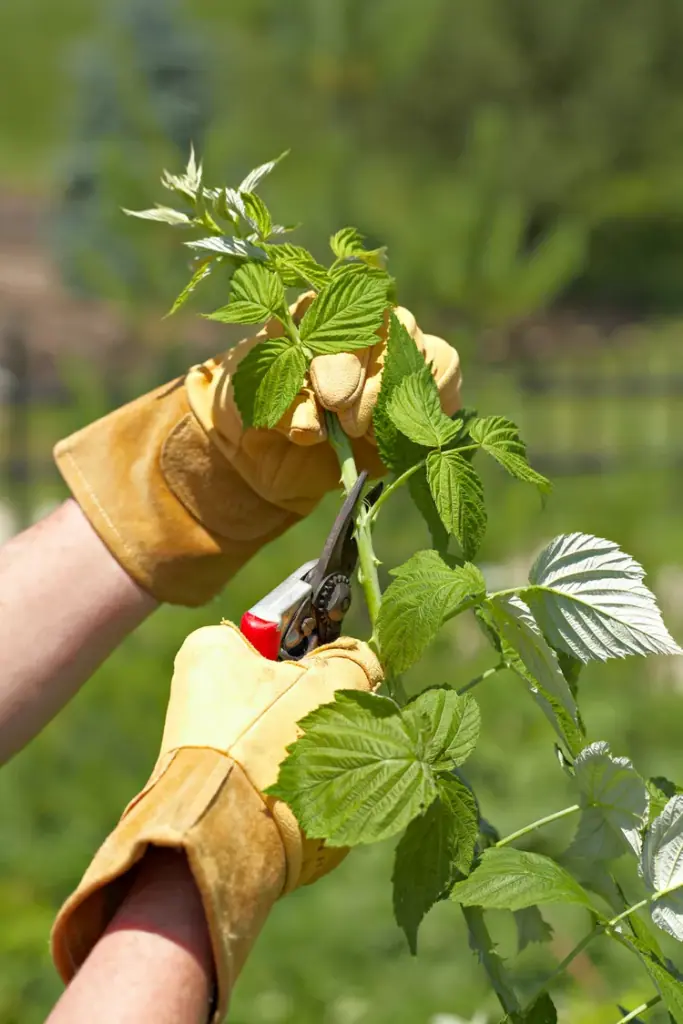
[{"left": 107, "top": 846, "right": 215, "bottom": 977}]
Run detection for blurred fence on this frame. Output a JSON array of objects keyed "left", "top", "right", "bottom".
[{"left": 2, "top": 317, "right": 683, "bottom": 535}]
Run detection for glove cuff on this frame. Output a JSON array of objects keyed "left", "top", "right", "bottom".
[
  {"left": 54, "top": 380, "right": 299, "bottom": 606},
  {"left": 51, "top": 747, "right": 286, "bottom": 1024}
]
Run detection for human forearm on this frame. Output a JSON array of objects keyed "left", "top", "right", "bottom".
[
  {"left": 46, "top": 848, "right": 214, "bottom": 1024},
  {"left": 0, "top": 499, "right": 156, "bottom": 761}
]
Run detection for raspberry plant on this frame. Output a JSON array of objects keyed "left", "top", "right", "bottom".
[{"left": 128, "top": 150, "right": 683, "bottom": 1024}]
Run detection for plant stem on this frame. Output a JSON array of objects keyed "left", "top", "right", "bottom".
[
  {"left": 457, "top": 662, "right": 505, "bottom": 696},
  {"left": 614, "top": 996, "right": 661, "bottom": 1023},
  {"left": 524, "top": 885, "right": 682, "bottom": 1014},
  {"left": 326, "top": 413, "right": 382, "bottom": 629},
  {"left": 522, "top": 925, "right": 599, "bottom": 1009},
  {"left": 367, "top": 461, "right": 425, "bottom": 524},
  {"left": 607, "top": 898, "right": 651, "bottom": 929},
  {"left": 495, "top": 804, "right": 581, "bottom": 849},
  {"left": 461, "top": 906, "right": 521, "bottom": 1016}
]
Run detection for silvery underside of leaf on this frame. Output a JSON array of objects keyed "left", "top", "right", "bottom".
[
  {"left": 570, "top": 741, "right": 649, "bottom": 860},
  {"left": 526, "top": 532, "right": 682, "bottom": 662}
]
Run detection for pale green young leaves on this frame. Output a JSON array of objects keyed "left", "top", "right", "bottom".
[
  {"left": 524, "top": 533, "right": 682, "bottom": 663},
  {"left": 570, "top": 742, "right": 649, "bottom": 860},
  {"left": 238, "top": 150, "right": 289, "bottom": 194},
  {"left": 161, "top": 145, "right": 202, "bottom": 200},
  {"left": 241, "top": 191, "right": 272, "bottom": 239},
  {"left": 206, "top": 262, "right": 285, "bottom": 324},
  {"left": 392, "top": 775, "right": 478, "bottom": 953},
  {"left": 450, "top": 847, "right": 594, "bottom": 912},
  {"left": 267, "top": 688, "right": 480, "bottom": 847},
  {"left": 299, "top": 271, "right": 388, "bottom": 354},
  {"left": 265, "top": 243, "right": 329, "bottom": 289},
  {"left": 186, "top": 235, "right": 267, "bottom": 260},
  {"left": 330, "top": 226, "right": 386, "bottom": 266},
  {"left": 232, "top": 338, "right": 306, "bottom": 429},
  {"left": 122, "top": 204, "right": 192, "bottom": 226},
  {"left": 469, "top": 416, "right": 550, "bottom": 495},
  {"left": 642, "top": 795, "right": 683, "bottom": 941},
  {"left": 427, "top": 450, "right": 487, "bottom": 560},
  {"left": 376, "top": 551, "right": 486, "bottom": 674},
  {"left": 388, "top": 366, "right": 462, "bottom": 448},
  {"left": 167, "top": 259, "right": 214, "bottom": 316}
]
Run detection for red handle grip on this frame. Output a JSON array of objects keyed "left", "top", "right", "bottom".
[{"left": 240, "top": 611, "right": 282, "bottom": 661}]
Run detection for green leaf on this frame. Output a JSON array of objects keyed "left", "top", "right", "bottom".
[
  {"left": 167, "top": 258, "right": 214, "bottom": 316},
  {"left": 514, "top": 907, "right": 554, "bottom": 953},
  {"left": 408, "top": 465, "right": 449, "bottom": 553},
  {"left": 241, "top": 191, "right": 273, "bottom": 239},
  {"left": 489, "top": 594, "right": 583, "bottom": 754},
  {"left": 377, "top": 551, "right": 486, "bottom": 674},
  {"left": 470, "top": 416, "right": 551, "bottom": 495},
  {"left": 503, "top": 994, "right": 557, "bottom": 1023},
  {"left": 267, "top": 691, "right": 434, "bottom": 846},
  {"left": 232, "top": 338, "right": 306, "bottom": 429},
  {"left": 122, "top": 204, "right": 191, "bottom": 225},
  {"left": 474, "top": 604, "right": 504, "bottom": 656},
  {"left": 642, "top": 795, "right": 683, "bottom": 941},
  {"left": 186, "top": 235, "right": 267, "bottom": 260},
  {"left": 570, "top": 742, "right": 649, "bottom": 860},
  {"left": 268, "top": 689, "right": 478, "bottom": 848},
  {"left": 238, "top": 150, "right": 289, "bottom": 194},
  {"left": 388, "top": 367, "right": 462, "bottom": 448},
  {"left": 648, "top": 778, "right": 683, "bottom": 823},
  {"left": 403, "top": 687, "right": 481, "bottom": 770},
  {"left": 393, "top": 775, "right": 478, "bottom": 953},
  {"left": 555, "top": 648, "right": 582, "bottom": 697},
  {"left": 206, "top": 263, "right": 285, "bottom": 325},
  {"left": 299, "top": 272, "right": 388, "bottom": 354},
  {"left": 265, "top": 243, "right": 330, "bottom": 290},
  {"left": 525, "top": 533, "right": 682, "bottom": 663},
  {"left": 330, "top": 226, "right": 387, "bottom": 266},
  {"left": 330, "top": 226, "right": 367, "bottom": 258},
  {"left": 373, "top": 314, "right": 428, "bottom": 472},
  {"left": 503, "top": 993, "right": 558, "bottom": 1023},
  {"left": 451, "top": 847, "right": 594, "bottom": 912},
  {"left": 644, "top": 960, "right": 683, "bottom": 1023},
  {"left": 427, "top": 450, "right": 487, "bottom": 560}
]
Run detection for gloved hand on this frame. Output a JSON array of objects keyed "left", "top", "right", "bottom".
[
  {"left": 55, "top": 295, "right": 461, "bottom": 605},
  {"left": 51, "top": 622, "right": 383, "bottom": 1023}
]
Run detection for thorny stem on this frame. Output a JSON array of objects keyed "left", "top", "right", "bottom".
[
  {"left": 327, "top": 419, "right": 521, "bottom": 1012},
  {"left": 495, "top": 804, "right": 581, "bottom": 849},
  {"left": 615, "top": 996, "right": 661, "bottom": 1023},
  {"left": 462, "top": 906, "right": 521, "bottom": 1016},
  {"left": 326, "top": 414, "right": 383, "bottom": 631},
  {"left": 456, "top": 662, "right": 506, "bottom": 696}
]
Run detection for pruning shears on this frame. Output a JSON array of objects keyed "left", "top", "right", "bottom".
[{"left": 240, "top": 473, "right": 381, "bottom": 661}]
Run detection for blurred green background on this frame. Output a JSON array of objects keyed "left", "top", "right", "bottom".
[{"left": 3, "top": 1, "right": 683, "bottom": 1022}]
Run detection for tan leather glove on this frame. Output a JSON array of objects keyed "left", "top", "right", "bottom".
[
  {"left": 51, "top": 622, "right": 383, "bottom": 1023},
  {"left": 55, "top": 295, "right": 461, "bottom": 605}
]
